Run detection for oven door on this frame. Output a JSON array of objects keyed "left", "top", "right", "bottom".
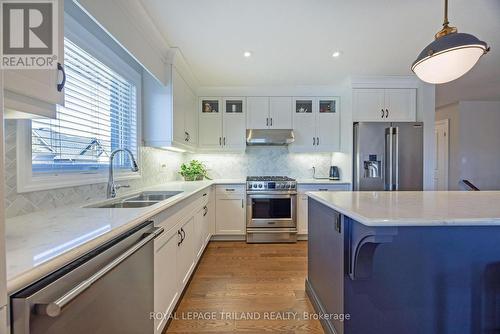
[{"left": 247, "top": 192, "right": 297, "bottom": 228}]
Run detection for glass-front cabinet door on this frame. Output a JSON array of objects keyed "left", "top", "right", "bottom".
[
  {"left": 294, "top": 99, "right": 313, "bottom": 114},
  {"left": 222, "top": 97, "right": 246, "bottom": 150},
  {"left": 318, "top": 98, "right": 339, "bottom": 113},
  {"left": 200, "top": 98, "right": 221, "bottom": 114},
  {"left": 199, "top": 97, "right": 223, "bottom": 150}
]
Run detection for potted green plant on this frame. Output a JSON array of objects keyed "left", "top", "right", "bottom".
[{"left": 179, "top": 160, "right": 211, "bottom": 181}]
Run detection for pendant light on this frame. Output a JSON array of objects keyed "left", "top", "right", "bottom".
[{"left": 411, "top": 0, "right": 489, "bottom": 84}]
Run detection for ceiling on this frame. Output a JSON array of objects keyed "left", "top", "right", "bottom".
[{"left": 139, "top": 0, "right": 500, "bottom": 107}]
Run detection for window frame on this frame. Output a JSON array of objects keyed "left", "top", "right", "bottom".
[{"left": 17, "top": 14, "right": 142, "bottom": 193}]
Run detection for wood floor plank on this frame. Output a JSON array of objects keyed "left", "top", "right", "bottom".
[{"left": 165, "top": 241, "right": 323, "bottom": 333}]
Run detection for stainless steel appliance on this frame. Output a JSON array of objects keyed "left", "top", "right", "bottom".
[
  {"left": 246, "top": 176, "right": 297, "bottom": 243},
  {"left": 353, "top": 122, "right": 423, "bottom": 191},
  {"left": 11, "top": 221, "right": 164, "bottom": 334},
  {"left": 246, "top": 129, "right": 295, "bottom": 146},
  {"left": 329, "top": 166, "right": 340, "bottom": 180}
]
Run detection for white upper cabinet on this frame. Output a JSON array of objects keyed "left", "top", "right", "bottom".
[
  {"left": 246, "top": 97, "right": 269, "bottom": 129},
  {"left": 247, "top": 97, "right": 292, "bottom": 129},
  {"left": 3, "top": 0, "right": 65, "bottom": 119},
  {"left": 269, "top": 97, "right": 292, "bottom": 129},
  {"left": 290, "top": 97, "right": 340, "bottom": 152},
  {"left": 198, "top": 97, "right": 246, "bottom": 152},
  {"left": 143, "top": 66, "right": 198, "bottom": 151},
  {"left": 198, "top": 97, "right": 223, "bottom": 150},
  {"left": 353, "top": 88, "right": 416, "bottom": 122},
  {"left": 222, "top": 98, "right": 246, "bottom": 150}
]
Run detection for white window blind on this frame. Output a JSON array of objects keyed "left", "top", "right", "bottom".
[{"left": 32, "top": 38, "right": 138, "bottom": 174}]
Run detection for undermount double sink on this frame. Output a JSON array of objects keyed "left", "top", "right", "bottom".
[{"left": 87, "top": 191, "right": 183, "bottom": 208}]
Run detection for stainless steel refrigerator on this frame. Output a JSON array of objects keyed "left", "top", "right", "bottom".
[{"left": 353, "top": 122, "right": 423, "bottom": 191}]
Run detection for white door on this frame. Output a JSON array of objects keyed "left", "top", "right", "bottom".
[
  {"left": 291, "top": 97, "right": 316, "bottom": 151},
  {"left": 269, "top": 97, "right": 292, "bottom": 129},
  {"left": 297, "top": 194, "right": 308, "bottom": 234},
  {"left": 216, "top": 195, "right": 246, "bottom": 235},
  {"left": 352, "top": 89, "right": 385, "bottom": 122},
  {"left": 202, "top": 203, "right": 211, "bottom": 245},
  {"left": 223, "top": 97, "right": 246, "bottom": 150},
  {"left": 384, "top": 89, "right": 417, "bottom": 121},
  {"left": 154, "top": 227, "right": 179, "bottom": 333},
  {"left": 316, "top": 97, "right": 341, "bottom": 152},
  {"left": 434, "top": 119, "right": 449, "bottom": 190},
  {"left": 184, "top": 87, "right": 198, "bottom": 146},
  {"left": 3, "top": 0, "right": 65, "bottom": 109},
  {"left": 177, "top": 217, "right": 195, "bottom": 288},
  {"left": 198, "top": 97, "right": 223, "bottom": 150},
  {"left": 246, "top": 97, "right": 269, "bottom": 129}
]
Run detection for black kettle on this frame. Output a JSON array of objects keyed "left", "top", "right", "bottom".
[{"left": 329, "top": 166, "right": 340, "bottom": 180}]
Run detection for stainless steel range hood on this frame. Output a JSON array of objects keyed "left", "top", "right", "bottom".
[{"left": 246, "top": 129, "right": 295, "bottom": 146}]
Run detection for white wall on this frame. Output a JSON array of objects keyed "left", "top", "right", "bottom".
[{"left": 436, "top": 101, "right": 500, "bottom": 190}]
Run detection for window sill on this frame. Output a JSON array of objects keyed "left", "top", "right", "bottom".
[{"left": 17, "top": 171, "right": 142, "bottom": 193}]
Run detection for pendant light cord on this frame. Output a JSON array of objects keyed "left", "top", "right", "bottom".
[{"left": 443, "top": 0, "right": 449, "bottom": 27}]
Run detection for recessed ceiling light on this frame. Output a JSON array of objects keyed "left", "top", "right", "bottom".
[
  {"left": 332, "top": 51, "right": 342, "bottom": 58},
  {"left": 243, "top": 51, "right": 252, "bottom": 58}
]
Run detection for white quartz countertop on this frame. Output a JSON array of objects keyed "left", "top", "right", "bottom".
[
  {"left": 5, "top": 179, "right": 242, "bottom": 294},
  {"left": 297, "top": 179, "right": 351, "bottom": 185},
  {"left": 307, "top": 191, "right": 500, "bottom": 227}
]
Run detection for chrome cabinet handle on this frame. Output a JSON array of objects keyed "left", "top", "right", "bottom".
[
  {"left": 225, "top": 188, "right": 235, "bottom": 191},
  {"left": 219, "top": 137, "right": 222, "bottom": 146},
  {"left": 223, "top": 137, "right": 226, "bottom": 146},
  {"left": 317, "top": 137, "right": 320, "bottom": 145},
  {"left": 266, "top": 118, "right": 269, "bottom": 126},
  {"left": 57, "top": 62, "right": 66, "bottom": 92},
  {"left": 385, "top": 109, "right": 389, "bottom": 118},
  {"left": 313, "top": 137, "right": 316, "bottom": 146},
  {"left": 181, "top": 228, "right": 185, "bottom": 242},
  {"left": 35, "top": 226, "right": 164, "bottom": 318},
  {"left": 381, "top": 109, "right": 384, "bottom": 118},
  {"left": 270, "top": 118, "right": 273, "bottom": 126},
  {"left": 203, "top": 205, "right": 208, "bottom": 216},
  {"left": 241, "top": 199, "right": 244, "bottom": 208}
]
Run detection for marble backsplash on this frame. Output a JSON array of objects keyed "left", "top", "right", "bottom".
[
  {"left": 4, "top": 120, "right": 185, "bottom": 218},
  {"left": 188, "top": 147, "right": 335, "bottom": 179},
  {"left": 5, "top": 119, "right": 344, "bottom": 218}
]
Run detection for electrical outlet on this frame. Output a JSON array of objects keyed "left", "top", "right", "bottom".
[{"left": 159, "top": 161, "right": 168, "bottom": 173}]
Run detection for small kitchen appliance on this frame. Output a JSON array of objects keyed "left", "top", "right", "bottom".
[{"left": 329, "top": 166, "right": 340, "bottom": 180}]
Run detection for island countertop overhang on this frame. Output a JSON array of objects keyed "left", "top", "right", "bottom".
[{"left": 306, "top": 191, "right": 500, "bottom": 227}]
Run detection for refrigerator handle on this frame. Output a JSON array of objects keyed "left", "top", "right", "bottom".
[
  {"left": 394, "top": 127, "right": 399, "bottom": 191},
  {"left": 385, "top": 127, "right": 393, "bottom": 191}
]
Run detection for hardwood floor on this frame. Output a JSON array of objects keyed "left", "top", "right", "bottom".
[{"left": 166, "top": 241, "right": 324, "bottom": 333}]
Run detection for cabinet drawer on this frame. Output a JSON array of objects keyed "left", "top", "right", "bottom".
[
  {"left": 216, "top": 184, "right": 245, "bottom": 195},
  {"left": 298, "top": 184, "right": 350, "bottom": 193}
]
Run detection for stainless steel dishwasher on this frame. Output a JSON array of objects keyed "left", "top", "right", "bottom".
[{"left": 11, "top": 221, "right": 164, "bottom": 334}]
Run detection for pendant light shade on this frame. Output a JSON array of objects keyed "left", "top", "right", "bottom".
[{"left": 412, "top": 0, "right": 489, "bottom": 84}]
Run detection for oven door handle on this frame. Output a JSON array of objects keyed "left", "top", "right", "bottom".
[
  {"left": 34, "top": 226, "right": 164, "bottom": 318},
  {"left": 247, "top": 228, "right": 298, "bottom": 234},
  {"left": 246, "top": 192, "right": 297, "bottom": 197}
]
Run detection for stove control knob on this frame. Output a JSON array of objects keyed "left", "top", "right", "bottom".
[
  {"left": 253, "top": 184, "right": 257, "bottom": 188},
  {"left": 259, "top": 184, "right": 263, "bottom": 188},
  {"left": 277, "top": 184, "right": 282, "bottom": 189},
  {"left": 291, "top": 184, "right": 296, "bottom": 188}
]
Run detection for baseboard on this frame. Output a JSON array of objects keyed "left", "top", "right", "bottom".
[
  {"left": 210, "top": 235, "right": 246, "bottom": 241},
  {"left": 297, "top": 234, "right": 308, "bottom": 241},
  {"left": 305, "top": 279, "right": 338, "bottom": 334}
]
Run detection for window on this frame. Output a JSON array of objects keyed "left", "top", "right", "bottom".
[
  {"left": 17, "top": 14, "right": 142, "bottom": 193},
  {"left": 32, "top": 38, "right": 138, "bottom": 174}
]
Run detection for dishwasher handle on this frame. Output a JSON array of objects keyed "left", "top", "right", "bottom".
[{"left": 35, "top": 226, "right": 164, "bottom": 318}]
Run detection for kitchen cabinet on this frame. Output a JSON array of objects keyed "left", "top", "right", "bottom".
[
  {"left": 143, "top": 66, "right": 198, "bottom": 151},
  {"left": 198, "top": 97, "right": 246, "bottom": 152},
  {"left": 297, "top": 183, "right": 350, "bottom": 235},
  {"left": 216, "top": 185, "right": 246, "bottom": 235},
  {"left": 194, "top": 204, "right": 210, "bottom": 260},
  {"left": 353, "top": 88, "right": 416, "bottom": 122},
  {"left": 291, "top": 97, "right": 340, "bottom": 152},
  {"left": 246, "top": 97, "right": 292, "bottom": 129},
  {"left": 3, "top": 0, "right": 65, "bottom": 119},
  {"left": 154, "top": 226, "right": 180, "bottom": 333},
  {"left": 177, "top": 216, "right": 195, "bottom": 288}
]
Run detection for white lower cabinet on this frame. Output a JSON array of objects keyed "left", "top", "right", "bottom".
[
  {"left": 215, "top": 185, "right": 246, "bottom": 235},
  {"left": 177, "top": 217, "right": 195, "bottom": 288},
  {"left": 297, "top": 184, "right": 350, "bottom": 235},
  {"left": 153, "top": 188, "right": 214, "bottom": 333},
  {"left": 154, "top": 227, "right": 180, "bottom": 333}
]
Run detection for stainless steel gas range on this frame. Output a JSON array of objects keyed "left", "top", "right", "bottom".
[{"left": 246, "top": 176, "right": 297, "bottom": 243}]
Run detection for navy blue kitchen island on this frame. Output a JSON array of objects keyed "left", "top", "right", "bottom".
[{"left": 306, "top": 191, "right": 500, "bottom": 334}]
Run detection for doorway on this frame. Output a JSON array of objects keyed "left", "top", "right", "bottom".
[{"left": 434, "top": 119, "right": 449, "bottom": 190}]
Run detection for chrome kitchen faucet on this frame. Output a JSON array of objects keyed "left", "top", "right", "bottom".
[{"left": 106, "top": 148, "right": 139, "bottom": 198}]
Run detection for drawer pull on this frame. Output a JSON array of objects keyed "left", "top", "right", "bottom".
[{"left": 318, "top": 188, "right": 329, "bottom": 191}]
